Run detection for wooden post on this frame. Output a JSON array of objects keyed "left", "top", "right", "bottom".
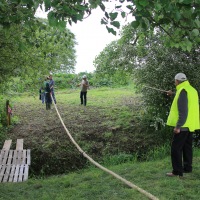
[{"left": 6, "top": 100, "right": 11, "bottom": 126}]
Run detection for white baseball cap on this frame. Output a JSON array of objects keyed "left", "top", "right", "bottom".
[
  {"left": 175, "top": 73, "right": 187, "bottom": 81},
  {"left": 82, "top": 75, "right": 87, "bottom": 78}
]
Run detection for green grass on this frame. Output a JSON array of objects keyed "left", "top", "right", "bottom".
[
  {"left": 56, "top": 87, "right": 135, "bottom": 107},
  {"left": 3, "top": 86, "right": 200, "bottom": 199},
  {"left": 0, "top": 148, "right": 200, "bottom": 200}
]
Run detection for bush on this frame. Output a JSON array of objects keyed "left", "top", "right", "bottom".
[{"left": 134, "top": 33, "right": 200, "bottom": 138}]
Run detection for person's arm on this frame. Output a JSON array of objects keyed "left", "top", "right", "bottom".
[
  {"left": 83, "top": 81, "right": 89, "bottom": 87},
  {"left": 76, "top": 82, "right": 81, "bottom": 87},
  {"left": 50, "top": 80, "right": 54, "bottom": 89},
  {"left": 174, "top": 89, "right": 188, "bottom": 133},
  {"left": 166, "top": 90, "right": 175, "bottom": 96}
]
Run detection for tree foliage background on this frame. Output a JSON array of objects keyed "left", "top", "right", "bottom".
[{"left": 94, "top": 23, "right": 200, "bottom": 141}]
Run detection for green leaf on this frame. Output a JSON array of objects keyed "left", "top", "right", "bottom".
[
  {"left": 48, "top": 11, "right": 57, "bottom": 27},
  {"left": 110, "top": 21, "right": 120, "bottom": 29},
  {"left": 155, "top": 3, "right": 162, "bottom": 11},
  {"left": 121, "top": 12, "right": 126, "bottom": 18},
  {"left": 185, "top": 40, "right": 192, "bottom": 51},
  {"left": 18, "top": 42, "right": 26, "bottom": 52},
  {"left": 131, "top": 21, "right": 140, "bottom": 28},
  {"left": 139, "top": 0, "right": 149, "bottom": 7},
  {"left": 44, "top": 0, "right": 51, "bottom": 11},
  {"left": 191, "top": 29, "right": 199, "bottom": 37},
  {"left": 174, "top": 43, "right": 180, "bottom": 48},
  {"left": 174, "top": 11, "right": 181, "bottom": 21},
  {"left": 115, "top": 5, "right": 122, "bottom": 9},
  {"left": 126, "top": 5, "right": 133, "bottom": 11},
  {"left": 140, "top": 9, "right": 151, "bottom": 17},
  {"left": 182, "top": 0, "right": 192, "bottom": 4},
  {"left": 194, "top": 19, "right": 200, "bottom": 28},
  {"left": 58, "top": 20, "right": 66, "bottom": 31},
  {"left": 109, "top": 12, "right": 118, "bottom": 21},
  {"left": 101, "top": 19, "right": 107, "bottom": 25},
  {"left": 106, "top": 26, "right": 116, "bottom": 35},
  {"left": 141, "top": 21, "right": 147, "bottom": 30}
]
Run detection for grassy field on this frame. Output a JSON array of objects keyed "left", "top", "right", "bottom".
[
  {"left": 0, "top": 149, "right": 200, "bottom": 200},
  {"left": 1, "top": 86, "right": 200, "bottom": 199}
]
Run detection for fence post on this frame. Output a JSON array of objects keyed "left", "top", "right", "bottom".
[{"left": 6, "top": 100, "right": 11, "bottom": 126}]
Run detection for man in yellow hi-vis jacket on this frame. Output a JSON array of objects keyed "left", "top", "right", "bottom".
[{"left": 166, "top": 73, "right": 200, "bottom": 177}]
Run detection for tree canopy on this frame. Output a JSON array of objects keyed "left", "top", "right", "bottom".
[
  {"left": 1, "top": 0, "right": 200, "bottom": 51},
  {"left": 0, "top": 18, "right": 76, "bottom": 91}
]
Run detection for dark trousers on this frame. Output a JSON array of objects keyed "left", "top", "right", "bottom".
[
  {"left": 171, "top": 131, "right": 193, "bottom": 176},
  {"left": 45, "top": 92, "right": 52, "bottom": 110},
  {"left": 80, "top": 91, "right": 87, "bottom": 106},
  {"left": 51, "top": 90, "right": 56, "bottom": 104}
]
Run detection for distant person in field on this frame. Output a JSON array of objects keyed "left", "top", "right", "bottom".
[
  {"left": 45, "top": 76, "right": 51, "bottom": 110},
  {"left": 40, "top": 76, "right": 48, "bottom": 104},
  {"left": 166, "top": 73, "right": 200, "bottom": 177},
  {"left": 77, "top": 75, "right": 89, "bottom": 106},
  {"left": 49, "top": 74, "right": 56, "bottom": 104}
]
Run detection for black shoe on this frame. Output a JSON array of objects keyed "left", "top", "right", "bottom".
[{"left": 183, "top": 170, "right": 192, "bottom": 173}]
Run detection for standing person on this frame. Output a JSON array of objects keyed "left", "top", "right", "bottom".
[
  {"left": 40, "top": 76, "right": 48, "bottom": 104},
  {"left": 49, "top": 74, "right": 56, "bottom": 104},
  {"left": 44, "top": 76, "right": 52, "bottom": 110},
  {"left": 166, "top": 73, "right": 200, "bottom": 177},
  {"left": 77, "top": 75, "right": 89, "bottom": 106}
]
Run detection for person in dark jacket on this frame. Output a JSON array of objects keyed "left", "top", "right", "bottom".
[
  {"left": 49, "top": 74, "right": 56, "bottom": 104},
  {"left": 166, "top": 73, "right": 200, "bottom": 177},
  {"left": 44, "top": 76, "right": 52, "bottom": 110}
]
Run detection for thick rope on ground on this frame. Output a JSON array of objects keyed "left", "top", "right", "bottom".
[{"left": 50, "top": 95, "right": 159, "bottom": 200}]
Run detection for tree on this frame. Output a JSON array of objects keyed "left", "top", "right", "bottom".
[
  {"left": 0, "top": 19, "right": 76, "bottom": 92},
  {"left": 1, "top": 1, "right": 200, "bottom": 51},
  {"left": 94, "top": 40, "right": 133, "bottom": 86},
  {"left": 100, "top": 0, "right": 200, "bottom": 51},
  {"left": 132, "top": 32, "right": 200, "bottom": 131},
  {"left": 94, "top": 23, "right": 200, "bottom": 132}
]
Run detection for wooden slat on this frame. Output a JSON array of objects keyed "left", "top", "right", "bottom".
[
  {"left": 0, "top": 150, "right": 5, "bottom": 164},
  {"left": 2, "top": 150, "right": 9, "bottom": 165},
  {"left": 27, "top": 149, "right": 31, "bottom": 165},
  {"left": 17, "top": 150, "right": 23, "bottom": 165},
  {"left": 7, "top": 150, "right": 14, "bottom": 165},
  {"left": 2, "top": 140, "right": 12, "bottom": 150},
  {"left": 18, "top": 165, "right": 24, "bottom": 182},
  {"left": 0, "top": 165, "right": 6, "bottom": 182},
  {"left": 23, "top": 165, "right": 29, "bottom": 181},
  {"left": 16, "top": 139, "right": 23, "bottom": 150},
  {"left": 12, "top": 150, "right": 18, "bottom": 165},
  {"left": 3, "top": 165, "right": 11, "bottom": 182},
  {"left": 13, "top": 165, "right": 19, "bottom": 182},
  {"left": 21, "top": 150, "right": 26, "bottom": 165},
  {"left": 8, "top": 165, "right": 16, "bottom": 182}
]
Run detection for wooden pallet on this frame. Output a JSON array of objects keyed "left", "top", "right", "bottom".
[{"left": 0, "top": 139, "right": 31, "bottom": 183}]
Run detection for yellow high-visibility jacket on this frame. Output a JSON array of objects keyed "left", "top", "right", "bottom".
[{"left": 167, "top": 81, "right": 200, "bottom": 132}]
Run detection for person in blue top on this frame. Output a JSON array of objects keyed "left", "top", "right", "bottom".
[{"left": 49, "top": 74, "right": 56, "bottom": 104}]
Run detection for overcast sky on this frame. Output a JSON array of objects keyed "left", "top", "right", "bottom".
[
  {"left": 35, "top": 3, "right": 131, "bottom": 73},
  {"left": 67, "top": 8, "right": 119, "bottom": 73}
]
